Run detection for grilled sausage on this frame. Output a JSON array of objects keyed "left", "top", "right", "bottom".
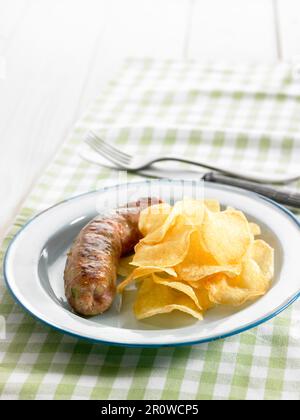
[{"left": 64, "top": 197, "right": 161, "bottom": 316}]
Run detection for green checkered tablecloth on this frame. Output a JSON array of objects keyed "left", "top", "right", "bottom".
[{"left": 1, "top": 59, "right": 300, "bottom": 400}]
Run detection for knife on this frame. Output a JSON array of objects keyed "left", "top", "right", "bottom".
[{"left": 203, "top": 172, "right": 300, "bottom": 209}]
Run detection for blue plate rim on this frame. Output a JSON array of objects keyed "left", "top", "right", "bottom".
[{"left": 3, "top": 179, "right": 300, "bottom": 348}]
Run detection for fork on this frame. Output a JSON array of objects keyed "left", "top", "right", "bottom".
[{"left": 85, "top": 132, "right": 300, "bottom": 185}]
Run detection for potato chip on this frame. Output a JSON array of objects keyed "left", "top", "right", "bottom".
[
  {"left": 249, "top": 240, "right": 274, "bottom": 280},
  {"left": 140, "top": 201, "right": 183, "bottom": 245},
  {"left": 186, "top": 264, "right": 241, "bottom": 288},
  {"left": 176, "top": 231, "right": 241, "bottom": 282},
  {"left": 141, "top": 200, "right": 205, "bottom": 245},
  {"left": 139, "top": 203, "right": 172, "bottom": 237},
  {"left": 123, "top": 197, "right": 274, "bottom": 320},
  {"left": 185, "top": 265, "right": 241, "bottom": 283},
  {"left": 204, "top": 274, "right": 259, "bottom": 306},
  {"left": 153, "top": 276, "right": 203, "bottom": 310},
  {"left": 204, "top": 244, "right": 273, "bottom": 306},
  {"left": 177, "top": 230, "right": 216, "bottom": 268},
  {"left": 178, "top": 199, "right": 206, "bottom": 227},
  {"left": 204, "top": 199, "right": 221, "bottom": 212},
  {"left": 202, "top": 208, "right": 252, "bottom": 265},
  {"left": 117, "top": 266, "right": 177, "bottom": 293},
  {"left": 117, "top": 255, "right": 134, "bottom": 277},
  {"left": 133, "top": 215, "right": 195, "bottom": 268},
  {"left": 194, "top": 287, "right": 215, "bottom": 311},
  {"left": 249, "top": 223, "right": 261, "bottom": 236},
  {"left": 236, "top": 257, "right": 270, "bottom": 293},
  {"left": 153, "top": 273, "right": 214, "bottom": 313},
  {"left": 134, "top": 276, "right": 203, "bottom": 320}
]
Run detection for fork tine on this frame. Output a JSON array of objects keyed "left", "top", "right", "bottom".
[
  {"left": 90, "top": 132, "right": 131, "bottom": 161},
  {"left": 86, "top": 139, "right": 123, "bottom": 166},
  {"left": 86, "top": 136, "right": 130, "bottom": 167},
  {"left": 87, "top": 136, "right": 130, "bottom": 165}
]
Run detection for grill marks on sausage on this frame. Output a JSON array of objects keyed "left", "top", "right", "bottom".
[{"left": 64, "top": 198, "right": 161, "bottom": 316}]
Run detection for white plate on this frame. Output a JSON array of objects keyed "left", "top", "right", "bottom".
[{"left": 4, "top": 180, "right": 300, "bottom": 347}]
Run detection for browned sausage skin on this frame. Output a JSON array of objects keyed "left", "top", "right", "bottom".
[{"left": 64, "top": 197, "right": 161, "bottom": 316}]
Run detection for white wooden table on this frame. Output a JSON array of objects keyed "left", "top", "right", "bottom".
[{"left": 0, "top": 0, "right": 299, "bottom": 242}]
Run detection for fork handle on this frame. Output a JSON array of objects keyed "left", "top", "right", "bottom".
[
  {"left": 159, "top": 155, "right": 297, "bottom": 184},
  {"left": 203, "top": 172, "right": 300, "bottom": 208}
]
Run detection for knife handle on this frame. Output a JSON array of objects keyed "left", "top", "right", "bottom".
[{"left": 203, "top": 172, "right": 300, "bottom": 209}]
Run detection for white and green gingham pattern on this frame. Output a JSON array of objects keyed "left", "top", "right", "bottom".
[{"left": 1, "top": 59, "right": 300, "bottom": 400}]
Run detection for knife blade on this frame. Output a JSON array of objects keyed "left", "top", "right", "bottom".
[{"left": 203, "top": 172, "right": 300, "bottom": 209}]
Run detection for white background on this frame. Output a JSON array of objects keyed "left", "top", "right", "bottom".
[{"left": 0, "top": 0, "right": 299, "bottom": 242}]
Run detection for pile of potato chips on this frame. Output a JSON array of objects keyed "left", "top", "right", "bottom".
[{"left": 117, "top": 199, "right": 274, "bottom": 321}]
